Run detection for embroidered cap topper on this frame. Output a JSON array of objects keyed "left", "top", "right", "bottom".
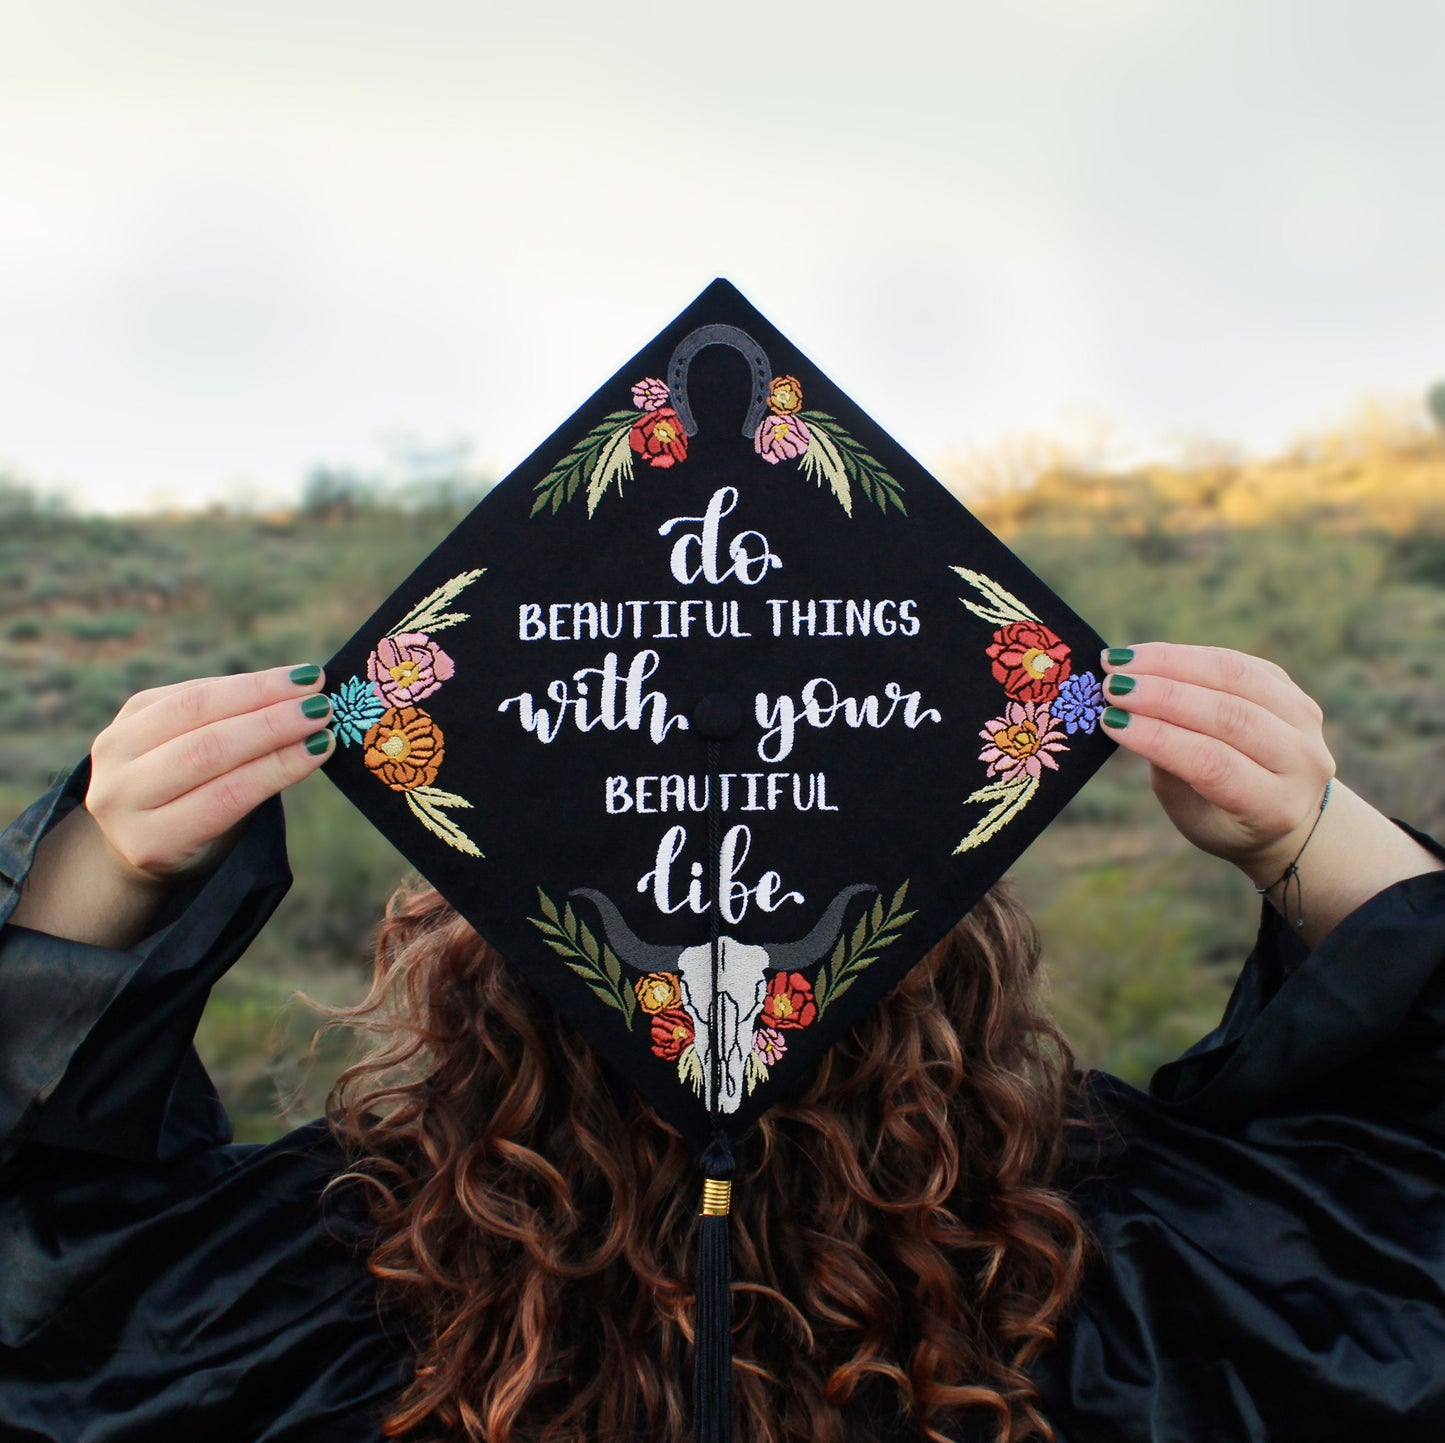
[
  {"left": 322, "top": 278, "right": 1113, "bottom": 1153},
  {"left": 320, "top": 280, "right": 1114, "bottom": 1439}
]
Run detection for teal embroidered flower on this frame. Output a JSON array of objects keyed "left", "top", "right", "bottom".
[{"left": 330, "top": 675, "right": 386, "bottom": 747}]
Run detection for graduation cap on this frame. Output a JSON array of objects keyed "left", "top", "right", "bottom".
[{"left": 321, "top": 279, "right": 1114, "bottom": 1440}]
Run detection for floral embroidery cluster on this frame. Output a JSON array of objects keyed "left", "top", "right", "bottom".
[
  {"left": 532, "top": 370, "right": 906, "bottom": 518},
  {"left": 953, "top": 568, "right": 1104, "bottom": 853},
  {"left": 528, "top": 881, "right": 913, "bottom": 1109},
  {"left": 328, "top": 570, "right": 487, "bottom": 857},
  {"left": 633, "top": 966, "right": 819, "bottom": 1095}
]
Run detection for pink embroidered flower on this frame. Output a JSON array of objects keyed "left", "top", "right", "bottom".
[
  {"left": 367, "top": 632, "right": 456, "bottom": 707},
  {"left": 754, "top": 412, "right": 812, "bottom": 465},
  {"left": 979, "top": 700, "right": 1069, "bottom": 783},
  {"left": 752, "top": 1026, "right": 787, "bottom": 1066},
  {"left": 631, "top": 377, "right": 671, "bottom": 411}
]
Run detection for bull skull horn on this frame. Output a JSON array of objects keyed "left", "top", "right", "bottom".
[
  {"left": 764, "top": 884, "right": 877, "bottom": 971},
  {"left": 570, "top": 889, "right": 685, "bottom": 972}
]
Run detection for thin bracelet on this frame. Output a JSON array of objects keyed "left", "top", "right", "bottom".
[{"left": 1254, "top": 778, "right": 1334, "bottom": 930}]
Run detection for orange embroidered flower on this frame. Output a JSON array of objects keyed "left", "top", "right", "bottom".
[
  {"left": 635, "top": 971, "right": 682, "bottom": 1015},
  {"left": 362, "top": 706, "right": 445, "bottom": 791},
  {"left": 763, "top": 971, "right": 816, "bottom": 1030},
  {"left": 767, "top": 375, "right": 804, "bottom": 415}
]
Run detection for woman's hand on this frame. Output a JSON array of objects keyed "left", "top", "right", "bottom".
[
  {"left": 9, "top": 665, "right": 335, "bottom": 948},
  {"left": 1099, "top": 643, "right": 1442, "bottom": 947}
]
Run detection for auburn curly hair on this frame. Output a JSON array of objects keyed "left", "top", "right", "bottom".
[{"left": 322, "top": 878, "right": 1087, "bottom": 1443}]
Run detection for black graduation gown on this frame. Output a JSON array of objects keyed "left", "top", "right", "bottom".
[{"left": 2, "top": 758, "right": 1444, "bottom": 1443}]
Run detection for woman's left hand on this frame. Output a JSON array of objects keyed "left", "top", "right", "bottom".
[
  {"left": 1097, "top": 643, "right": 1334, "bottom": 878},
  {"left": 1098, "top": 642, "right": 1442, "bottom": 947}
]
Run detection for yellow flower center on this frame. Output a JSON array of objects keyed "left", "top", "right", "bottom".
[
  {"left": 998, "top": 721, "right": 1041, "bottom": 759},
  {"left": 380, "top": 732, "right": 410, "bottom": 760},
  {"left": 1020, "top": 647, "right": 1055, "bottom": 678},
  {"left": 390, "top": 660, "right": 421, "bottom": 687},
  {"left": 672, "top": 1024, "right": 688, "bottom": 1042},
  {"left": 770, "top": 421, "right": 790, "bottom": 442},
  {"left": 773, "top": 995, "right": 793, "bottom": 1019},
  {"left": 655, "top": 422, "right": 675, "bottom": 443}
]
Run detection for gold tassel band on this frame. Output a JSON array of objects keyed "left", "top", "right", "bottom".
[{"left": 700, "top": 1178, "right": 732, "bottom": 1217}]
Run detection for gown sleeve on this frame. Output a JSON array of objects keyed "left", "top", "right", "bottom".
[
  {"left": 1038, "top": 823, "right": 1445, "bottom": 1443},
  {"left": 0, "top": 760, "right": 410, "bottom": 1443}
]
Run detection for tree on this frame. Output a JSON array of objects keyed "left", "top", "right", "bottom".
[{"left": 1428, "top": 381, "right": 1445, "bottom": 434}]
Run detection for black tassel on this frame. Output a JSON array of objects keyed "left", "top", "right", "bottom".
[{"left": 693, "top": 1135, "right": 735, "bottom": 1443}]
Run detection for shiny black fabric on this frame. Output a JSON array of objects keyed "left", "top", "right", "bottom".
[{"left": 2, "top": 760, "right": 1444, "bottom": 1442}]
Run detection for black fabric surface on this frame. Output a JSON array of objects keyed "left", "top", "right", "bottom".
[{"left": 3, "top": 759, "right": 1444, "bottom": 1442}]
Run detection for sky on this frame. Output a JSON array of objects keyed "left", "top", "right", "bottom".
[{"left": 2, "top": 1, "right": 1443, "bottom": 513}]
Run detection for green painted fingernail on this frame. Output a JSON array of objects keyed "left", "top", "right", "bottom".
[
  {"left": 289, "top": 664, "right": 322, "bottom": 686},
  {"left": 1106, "top": 673, "right": 1136, "bottom": 696},
  {"left": 301, "top": 693, "right": 332, "bottom": 719},
  {"left": 305, "top": 729, "right": 333, "bottom": 755},
  {"left": 1105, "top": 648, "right": 1135, "bottom": 667},
  {"left": 1102, "top": 706, "right": 1131, "bottom": 729}
]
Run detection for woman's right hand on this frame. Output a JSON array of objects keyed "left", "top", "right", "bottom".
[{"left": 8, "top": 665, "right": 335, "bottom": 948}]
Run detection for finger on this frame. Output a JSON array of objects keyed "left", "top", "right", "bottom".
[
  {"left": 116, "top": 692, "right": 337, "bottom": 810},
  {"left": 1100, "top": 643, "right": 1322, "bottom": 731},
  {"left": 118, "top": 729, "right": 337, "bottom": 875},
  {"left": 1100, "top": 706, "right": 1278, "bottom": 817},
  {"left": 1097, "top": 671, "right": 1313, "bottom": 776},
  {"left": 103, "top": 665, "right": 327, "bottom": 761}
]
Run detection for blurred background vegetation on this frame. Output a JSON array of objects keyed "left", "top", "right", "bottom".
[{"left": 3, "top": 416, "right": 1443, "bottom": 1141}]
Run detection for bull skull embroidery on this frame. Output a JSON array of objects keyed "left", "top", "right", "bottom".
[{"left": 572, "top": 885, "right": 875, "bottom": 1113}]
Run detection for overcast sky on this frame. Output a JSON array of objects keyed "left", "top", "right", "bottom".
[{"left": 2, "top": 1, "right": 1442, "bottom": 512}]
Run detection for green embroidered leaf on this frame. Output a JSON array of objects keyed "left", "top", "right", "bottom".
[
  {"left": 404, "top": 791, "right": 483, "bottom": 857},
  {"left": 532, "top": 411, "right": 636, "bottom": 517},
  {"left": 797, "top": 421, "right": 853, "bottom": 515},
  {"left": 801, "top": 411, "right": 906, "bottom": 517},
  {"left": 849, "top": 913, "right": 868, "bottom": 956},
  {"left": 389, "top": 568, "right": 487, "bottom": 636},
  {"left": 814, "top": 878, "right": 914, "bottom": 1016},
  {"left": 411, "top": 785, "right": 473, "bottom": 810},
  {"left": 950, "top": 566, "right": 1040, "bottom": 627},
  {"left": 955, "top": 776, "right": 1040, "bottom": 854},
  {"left": 578, "top": 919, "right": 601, "bottom": 965},
  {"left": 586, "top": 423, "right": 637, "bottom": 516},
  {"left": 678, "top": 1045, "right": 704, "bottom": 1096},
  {"left": 531, "top": 888, "right": 636, "bottom": 1023},
  {"left": 744, "top": 1048, "right": 769, "bottom": 1096}
]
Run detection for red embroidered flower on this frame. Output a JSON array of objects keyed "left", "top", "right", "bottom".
[
  {"left": 986, "top": 621, "right": 1072, "bottom": 703},
  {"left": 763, "top": 972, "right": 816, "bottom": 1031},
  {"left": 650, "top": 1006, "right": 695, "bottom": 1061},
  {"left": 630, "top": 407, "right": 688, "bottom": 469}
]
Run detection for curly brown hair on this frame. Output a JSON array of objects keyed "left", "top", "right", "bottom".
[{"left": 322, "top": 879, "right": 1087, "bottom": 1443}]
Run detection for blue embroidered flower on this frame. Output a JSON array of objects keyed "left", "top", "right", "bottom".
[
  {"left": 1052, "top": 671, "right": 1104, "bottom": 735},
  {"left": 330, "top": 675, "right": 386, "bottom": 747}
]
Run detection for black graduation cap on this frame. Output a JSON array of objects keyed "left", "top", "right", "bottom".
[{"left": 321, "top": 279, "right": 1114, "bottom": 1440}]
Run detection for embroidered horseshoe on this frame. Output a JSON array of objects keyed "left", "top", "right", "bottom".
[{"left": 665, "top": 325, "right": 773, "bottom": 439}]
